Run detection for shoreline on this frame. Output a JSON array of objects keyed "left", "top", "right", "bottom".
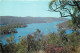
[
  {"left": 0, "top": 23, "right": 27, "bottom": 35},
  {"left": 56, "top": 21, "right": 70, "bottom": 29}
]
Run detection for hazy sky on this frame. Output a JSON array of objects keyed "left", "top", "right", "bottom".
[
  {"left": 0, "top": 0, "right": 61, "bottom": 17},
  {"left": 0, "top": 0, "right": 50, "bottom": 1}
]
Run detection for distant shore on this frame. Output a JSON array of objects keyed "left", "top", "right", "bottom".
[
  {"left": 0, "top": 16, "right": 69, "bottom": 35},
  {"left": 56, "top": 21, "right": 70, "bottom": 29},
  {"left": 0, "top": 16, "right": 69, "bottom": 25}
]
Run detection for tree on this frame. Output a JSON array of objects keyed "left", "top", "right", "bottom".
[
  {"left": 0, "top": 42, "right": 4, "bottom": 53},
  {"left": 34, "top": 29, "right": 42, "bottom": 40},
  {"left": 3, "top": 34, "right": 16, "bottom": 53},
  {"left": 49, "top": 0, "right": 80, "bottom": 27},
  {"left": 5, "top": 34, "right": 15, "bottom": 44},
  {"left": 58, "top": 26, "right": 68, "bottom": 43},
  {"left": 67, "top": 33, "right": 80, "bottom": 52}
]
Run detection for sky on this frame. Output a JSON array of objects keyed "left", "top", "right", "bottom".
[
  {"left": 0, "top": 0, "right": 61, "bottom": 17},
  {"left": 0, "top": 0, "right": 50, "bottom": 1}
]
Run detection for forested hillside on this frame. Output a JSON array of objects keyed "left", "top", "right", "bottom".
[{"left": 0, "top": 16, "right": 69, "bottom": 25}]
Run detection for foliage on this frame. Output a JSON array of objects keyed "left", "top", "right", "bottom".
[
  {"left": 49, "top": 0, "right": 80, "bottom": 28},
  {"left": 68, "top": 20, "right": 73, "bottom": 28},
  {"left": 3, "top": 34, "right": 16, "bottom": 53},
  {"left": 0, "top": 23, "right": 26, "bottom": 35},
  {"left": 1, "top": 29, "right": 80, "bottom": 53},
  {"left": 5, "top": 34, "right": 15, "bottom": 44},
  {"left": 49, "top": 0, "right": 80, "bottom": 17},
  {"left": 68, "top": 33, "right": 80, "bottom": 52}
]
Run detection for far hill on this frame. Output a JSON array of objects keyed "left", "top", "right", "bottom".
[{"left": 0, "top": 16, "right": 69, "bottom": 25}]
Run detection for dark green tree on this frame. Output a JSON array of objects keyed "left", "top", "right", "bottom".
[{"left": 49, "top": 0, "right": 80, "bottom": 28}]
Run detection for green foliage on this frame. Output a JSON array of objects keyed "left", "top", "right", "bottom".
[
  {"left": 68, "top": 20, "right": 73, "bottom": 28},
  {"left": 16, "top": 41, "right": 28, "bottom": 53},
  {"left": 68, "top": 33, "right": 80, "bottom": 51},
  {"left": 16, "top": 48, "right": 27, "bottom": 53},
  {"left": 5, "top": 34, "right": 15, "bottom": 44},
  {"left": 49, "top": 0, "right": 80, "bottom": 29},
  {"left": 0, "top": 23, "right": 26, "bottom": 35},
  {"left": 3, "top": 34, "right": 16, "bottom": 53},
  {"left": 1, "top": 29, "right": 80, "bottom": 53},
  {"left": 0, "top": 26, "right": 17, "bottom": 35},
  {"left": 3, "top": 44, "right": 16, "bottom": 53},
  {"left": 7, "top": 23, "right": 26, "bottom": 28},
  {"left": 47, "top": 33, "right": 59, "bottom": 44}
]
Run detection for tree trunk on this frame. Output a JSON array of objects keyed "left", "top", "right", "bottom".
[{"left": 0, "top": 43, "right": 4, "bottom": 53}]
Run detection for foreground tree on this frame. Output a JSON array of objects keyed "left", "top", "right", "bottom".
[
  {"left": 0, "top": 42, "right": 4, "bottom": 53},
  {"left": 49, "top": 0, "right": 80, "bottom": 28}
]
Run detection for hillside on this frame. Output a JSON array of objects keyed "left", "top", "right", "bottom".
[
  {"left": 57, "top": 21, "right": 69, "bottom": 29},
  {"left": 0, "top": 16, "right": 69, "bottom": 25}
]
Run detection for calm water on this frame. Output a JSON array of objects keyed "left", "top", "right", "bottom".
[{"left": 0, "top": 21, "right": 72, "bottom": 45}]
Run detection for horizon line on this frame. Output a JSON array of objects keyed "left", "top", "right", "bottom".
[{"left": 0, "top": 15, "right": 61, "bottom": 18}]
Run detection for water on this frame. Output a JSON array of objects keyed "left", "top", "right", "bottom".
[{"left": 0, "top": 21, "right": 72, "bottom": 45}]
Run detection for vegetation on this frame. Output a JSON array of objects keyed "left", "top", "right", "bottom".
[
  {"left": 0, "top": 1, "right": 80, "bottom": 53},
  {"left": 0, "top": 28, "right": 80, "bottom": 53},
  {"left": 0, "top": 16, "right": 69, "bottom": 25},
  {"left": 68, "top": 20, "right": 73, "bottom": 28},
  {"left": 49, "top": 0, "right": 80, "bottom": 29},
  {"left": 0, "top": 23, "right": 26, "bottom": 35}
]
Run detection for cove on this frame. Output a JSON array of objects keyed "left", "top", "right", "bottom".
[{"left": 0, "top": 21, "right": 72, "bottom": 45}]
